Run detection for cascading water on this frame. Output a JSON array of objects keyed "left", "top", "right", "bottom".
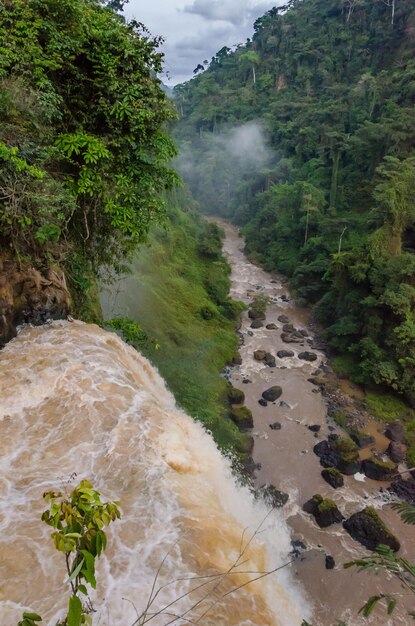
[{"left": 0, "top": 321, "right": 310, "bottom": 626}]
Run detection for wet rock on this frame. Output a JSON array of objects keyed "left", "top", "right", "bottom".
[
  {"left": 321, "top": 468, "right": 344, "bottom": 489},
  {"left": 302, "top": 494, "right": 344, "bottom": 528},
  {"left": 314, "top": 438, "right": 361, "bottom": 475},
  {"left": 282, "top": 323, "right": 295, "bottom": 333},
  {"left": 264, "top": 353, "right": 276, "bottom": 368},
  {"left": 227, "top": 387, "right": 245, "bottom": 405},
  {"left": 308, "top": 425, "right": 321, "bottom": 433},
  {"left": 270, "top": 279, "right": 278, "bottom": 284},
  {"left": 231, "top": 352, "right": 242, "bottom": 365},
  {"left": 242, "top": 378, "right": 252, "bottom": 384},
  {"left": 299, "top": 329, "right": 309, "bottom": 337},
  {"left": 362, "top": 458, "right": 397, "bottom": 481},
  {"left": 349, "top": 430, "right": 376, "bottom": 449},
  {"left": 325, "top": 555, "right": 335, "bottom": 570},
  {"left": 384, "top": 422, "right": 406, "bottom": 443},
  {"left": 269, "top": 422, "right": 282, "bottom": 430},
  {"left": 290, "top": 539, "right": 307, "bottom": 559},
  {"left": 248, "top": 308, "right": 266, "bottom": 321},
  {"left": 256, "top": 484, "right": 289, "bottom": 508},
  {"left": 277, "top": 350, "right": 294, "bottom": 358},
  {"left": 230, "top": 407, "right": 254, "bottom": 430},
  {"left": 258, "top": 398, "right": 268, "bottom": 407},
  {"left": 343, "top": 507, "right": 400, "bottom": 552},
  {"left": 254, "top": 350, "right": 267, "bottom": 361},
  {"left": 279, "top": 400, "right": 290, "bottom": 408},
  {"left": 250, "top": 320, "right": 263, "bottom": 329},
  {"left": 390, "top": 477, "right": 415, "bottom": 503},
  {"left": 278, "top": 314, "right": 290, "bottom": 324},
  {"left": 281, "top": 333, "right": 303, "bottom": 344},
  {"left": 236, "top": 435, "right": 255, "bottom": 455},
  {"left": 387, "top": 441, "right": 406, "bottom": 463},
  {"left": 266, "top": 323, "right": 278, "bottom": 330},
  {"left": 307, "top": 376, "right": 327, "bottom": 387},
  {"left": 240, "top": 455, "right": 260, "bottom": 474},
  {"left": 281, "top": 294, "right": 288, "bottom": 302},
  {"left": 247, "top": 331, "right": 254, "bottom": 336},
  {"left": 298, "top": 351, "right": 318, "bottom": 362},
  {"left": 262, "top": 386, "right": 283, "bottom": 402}
]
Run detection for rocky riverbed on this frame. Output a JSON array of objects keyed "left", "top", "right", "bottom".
[{"left": 218, "top": 219, "right": 414, "bottom": 626}]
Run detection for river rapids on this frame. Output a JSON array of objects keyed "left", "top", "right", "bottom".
[{"left": 0, "top": 321, "right": 310, "bottom": 626}]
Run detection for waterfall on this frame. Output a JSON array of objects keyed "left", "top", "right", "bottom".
[{"left": 0, "top": 321, "right": 310, "bottom": 625}]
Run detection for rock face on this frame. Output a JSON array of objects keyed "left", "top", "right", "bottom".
[
  {"left": 256, "top": 484, "right": 289, "bottom": 508},
  {"left": 0, "top": 260, "right": 71, "bottom": 346},
  {"left": 314, "top": 438, "right": 361, "bottom": 475},
  {"left": 321, "top": 467, "right": 344, "bottom": 489},
  {"left": 385, "top": 422, "right": 406, "bottom": 443},
  {"left": 362, "top": 458, "right": 397, "bottom": 481},
  {"left": 387, "top": 441, "right": 406, "bottom": 463},
  {"left": 230, "top": 407, "right": 254, "bottom": 430},
  {"left": 298, "top": 351, "right": 318, "bottom": 362},
  {"left": 277, "top": 350, "right": 294, "bottom": 358},
  {"left": 262, "top": 386, "right": 283, "bottom": 402},
  {"left": 343, "top": 507, "right": 400, "bottom": 552},
  {"left": 302, "top": 494, "right": 344, "bottom": 528}
]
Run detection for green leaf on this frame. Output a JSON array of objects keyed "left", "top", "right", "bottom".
[
  {"left": 68, "top": 595, "right": 82, "bottom": 626},
  {"left": 65, "top": 557, "right": 85, "bottom": 585},
  {"left": 81, "top": 550, "right": 96, "bottom": 589},
  {"left": 78, "top": 584, "right": 88, "bottom": 596},
  {"left": 22, "top": 613, "right": 42, "bottom": 621},
  {"left": 359, "top": 595, "right": 383, "bottom": 617},
  {"left": 387, "top": 597, "right": 397, "bottom": 614}
]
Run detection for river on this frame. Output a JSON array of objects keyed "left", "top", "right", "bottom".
[{"left": 219, "top": 219, "right": 413, "bottom": 625}]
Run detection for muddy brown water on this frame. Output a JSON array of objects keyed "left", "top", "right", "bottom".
[{"left": 218, "top": 219, "right": 414, "bottom": 626}]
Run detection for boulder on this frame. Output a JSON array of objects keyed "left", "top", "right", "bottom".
[
  {"left": 349, "top": 430, "right": 375, "bottom": 449},
  {"left": 242, "top": 378, "right": 252, "bottom": 384},
  {"left": 325, "top": 555, "right": 335, "bottom": 570},
  {"left": 250, "top": 320, "right": 263, "bottom": 329},
  {"left": 384, "top": 422, "right": 406, "bottom": 443},
  {"left": 227, "top": 387, "right": 245, "bottom": 405},
  {"left": 300, "top": 329, "right": 309, "bottom": 337},
  {"left": 264, "top": 352, "right": 276, "bottom": 368},
  {"left": 390, "top": 477, "right": 415, "bottom": 504},
  {"left": 232, "top": 352, "right": 242, "bottom": 365},
  {"left": 277, "top": 350, "right": 294, "bottom": 358},
  {"left": 258, "top": 398, "right": 268, "bottom": 407},
  {"left": 248, "top": 309, "right": 266, "bottom": 321},
  {"left": 282, "top": 323, "right": 295, "bottom": 333},
  {"left": 362, "top": 458, "right": 397, "bottom": 481},
  {"left": 343, "top": 507, "right": 400, "bottom": 552},
  {"left": 269, "top": 422, "right": 282, "bottom": 430},
  {"left": 230, "top": 407, "right": 254, "bottom": 431},
  {"left": 256, "top": 484, "right": 289, "bottom": 508},
  {"left": 387, "top": 441, "right": 406, "bottom": 463},
  {"left": 254, "top": 350, "right": 267, "bottom": 361},
  {"left": 236, "top": 435, "right": 255, "bottom": 455},
  {"left": 266, "top": 323, "right": 278, "bottom": 330},
  {"left": 314, "top": 438, "right": 361, "bottom": 475},
  {"left": 321, "top": 468, "right": 344, "bottom": 489},
  {"left": 298, "top": 351, "right": 318, "bottom": 362},
  {"left": 290, "top": 539, "right": 307, "bottom": 559},
  {"left": 308, "top": 424, "right": 321, "bottom": 433},
  {"left": 302, "top": 494, "right": 344, "bottom": 528},
  {"left": 281, "top": 333, "right": 303, "bottom": 344},
  {"left": 262, "top": 386, "right": 283, "bottom": 402},
  {"left": 278, "top": 314, "right": 290, "bottom": 324}
]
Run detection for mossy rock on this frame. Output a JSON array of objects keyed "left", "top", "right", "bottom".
[
  {"left": 303, "top": 494, "right": 344, "bottom": 528},
  {"left": 262, "top": 386, "right": 283, "bottom": 402},
  {"left": 349, "top": 429, "right": 375, "bottom": 449},
  {"left": 227, "top": 386, "right": 245, "bottom": 405},
  {"left": 248, "top": 308, "right": 266, "bottom": 321},
  {"left": 231, "top": 351, "right": 242, "bottom": 365},
  {"left": 331, "top": 437, "right": 360, "bottom": 474},
  {"left": 343, "top": 507, "right": 400, "bottom": 552},
  {"left": 321, "top": 467, "right": 344, "bottom": 489},
  {"left": 362, "top": 457, "right": 397, "bottom": 481},
  {"left": 256, "top": 484, "right": 289, "bottom": 508},
  {"left": 250, "top": 319, "right": 264, "bottom": 329},
  {"left": 230, "top": 406, "right": 254, "bottom": 430},
  {"left": 235, "top": 434, "right": 254, "bottom": 454}
]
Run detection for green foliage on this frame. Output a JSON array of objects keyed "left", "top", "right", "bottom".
[
  {"left": 0, "top": 0, "right": 178, "bottom": 300},
  {"left": 20, "top": 479, "right": 120, "bottom": 626},
  {"left": 365, "top": 391, "right": 410, "bottom": 422},
  {"left": 106, "top": 317, "right": 149, "bottom": 350}
]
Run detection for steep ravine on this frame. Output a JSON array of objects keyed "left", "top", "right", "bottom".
[{"left": 218, "top": 219, "right": 413, "bottom": 626}]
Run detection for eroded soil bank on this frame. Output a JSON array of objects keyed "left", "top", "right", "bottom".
[{"left": 219, "top": 219, "right": 413, "bottom": 626}]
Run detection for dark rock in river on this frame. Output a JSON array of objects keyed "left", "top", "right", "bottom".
[
  {"left": 241, "top": 455, "right": 260, "bottom": 474},
  {"left": 250, "top": 320, "right": 263, "bottom": 329},
  {"left": 266, "top": 323, "right": 278, "bottom": 330},
  {"left": 325, "top": 555, "right": 335, "bottom": 570},
  {"left": 349, "top": 430, "right": 375, "bottom": 449},
  {"left": 303, "top": 494, "right": 344, "bottom": 528},
  {"left": 362, "top": 458, "right": 397, "bottom": 481},
  {"left": 384, "top": 422, "right": 406, "bottom": 443},
  {"left": 232, "top": 351, "right": 242, "bottom": 365},
  {"left": 321, "top": 468, "right": 344, "bottom": 489},
  {"left": 254, "top": 350, "right": 267, "bottom": 361},
  {"left": 387, "top": 441, "right": 406, "bottom": 463},
  {"left": 230, "top": 406, "right": 254, "bottom": 431},
  {"left": 269, "top": 422, "right": 282, "bottom": 430},
  {"left": 279, "top": 400, "right": 290, "bottom": 408},
  {"left": 256, "top": 484, "right": 289, "bottom": 508},
  {"left": 278, "top": 315, "right": 290, "bottom": 324},
  {"left": 248, "top": 309, "right": 266, "bottom": 321},
  {"left": 242, "top": 378, "right": 252, "bottom": 384},
  {"left": 277, "top": 350, "right": 294, "bottom": 358},
  {"left": 299, "top": 329, "right": 309, "bottom": 337},
  {"left": 343, "top": 507, "right": 400, "bottom": 552},
  {"left": 282, "top": 323, "right": 295, "bottom": 333},
  {"left": 390, "top": 477, "right": 415, "bottom": 504},
  {"left": 262, "top": 386, "right": 283, "bottom": 402},
  {"left": 290, "top": 539, "right": 307, "bottom": 559},
  {"left": 227, "top": 387, "right": 245, "bottom": 405},
  {"left": 264, "top": 352, "right": 276, "bottom": 368},
  {"left": 314, "top": 438, "right": 361, "bottom": 475},
  {"left": 308, "top": 424, "right": 321, "bottom": 433},
  {"left": 258, "top": 398, "right": 268, "bottom": 407},
  {"left": 281, "top": 333, "right": 303, "bottom": 344},
  {"left": 298, "top": 351, "right": 318, "bottom": 362}
]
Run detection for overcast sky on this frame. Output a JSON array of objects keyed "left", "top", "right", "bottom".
[{"left": 124, "top": 1, "right": 283, "bottom": 85}]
